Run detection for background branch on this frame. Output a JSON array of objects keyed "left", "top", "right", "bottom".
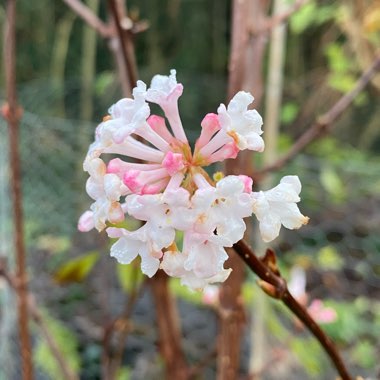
[
  {"left": 257, "top": 54, "right": 380, "bottom": 178},
  {"left": 149, "top": 271, "right": 188, "bottom": 380},
  {"left": 3, "top": 1, "right": 34, "bottom": 379},
  {"left": 0, "top": 260, "right": 78, "bottom": 380},
  {"left": 62, "top": 0, "right": 111, "bottom": 37},
  {"left": 107, "top": 0, "right": 138, "bottom": 89},
  {"left": 255, "top": 0, "right": 309, "bottom": 34}
]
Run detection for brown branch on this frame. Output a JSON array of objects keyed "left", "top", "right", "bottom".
[
  {"left": 107, "top": 0, "right": 138, "bottom": 89},
  {"left": 62, "top": 0, "right": 112, "bottom": 38},
  {"left": 0, "top": 260, "right": 79, "bottom": 380},
  {"left": 217, "top": 1, "right": 267, "bottom": 378},
  {"left": 149, "top": 271, "right": 188, "bottom": 380},
  {"left": 254, "top": 0, "right": 309, "bottom": 35},
  {"left": 3, "top": 1, "right": 34, "bottom": 379},
  {"left": 257, "top": 54, "right": 380, "bottom": 178},
  {"left": 188, "top": 346, "right": 217, "bottom": 379},
  {"left": 233, "top": 240, "right": 353, "bottom": 380},
  {"left": 227, "top": 0, "right": 249, "bottom": 101},
  {"left": 104, "top": 273, "right": 148, "bottom": 379}
]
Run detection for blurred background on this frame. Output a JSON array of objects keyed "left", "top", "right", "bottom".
[{"left": 0, "top": 0, "right": 379, "bottom": 379}]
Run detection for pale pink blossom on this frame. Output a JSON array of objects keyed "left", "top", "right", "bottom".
[
  {"left": 308, "top": 300, "right": 338, "bottom": 324},
  {"left": 78, "top": 210, "right": 95, "bottom": 232},
  {"left": 80, "top": 70, "right": 308, "bottom": 289},
  {"left": 202, "top": 285, "right": 220, "bottom": 306},
  {"left": 252, "top": 176, "right": 309, "bottom": 242}
]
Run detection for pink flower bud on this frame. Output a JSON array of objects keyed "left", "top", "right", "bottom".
[
  {"left": 162, "top": 151, "right": 185, "bottom": 175},
  {"left": 238, "top": 175, "right": 253, "bottom": 193},
  {"left": 195, "top": 113, "right": 221, "bottom": 149},
  {"left": 78, "top": 211, "right": 95, "bottom": 232}
]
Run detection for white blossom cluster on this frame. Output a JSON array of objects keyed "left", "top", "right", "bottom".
[{"left": 79, "top": 70, "right": 309, "bottom": 289}]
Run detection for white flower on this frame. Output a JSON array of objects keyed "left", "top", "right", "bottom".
[
  {"left": 107, "top": 225, "right": 171, "bottom": 278},
  {"left": 146, "top": 69, "right": 187, "bottom": 142},
  {"left": 252, "top": 176, "right": 309, "bottom": 242},
  {"left": 80, "top": 70, "right": 309, "bottom": 290},
  {"left": 217, "top": 91, "right": 264, "bottom": 151},
  {"left": 98, "top": 81, "right": 149, "bottom": 144},
  {"left": 146, "top": 69, "right": 182, "bottom": 105},
  {"left": 212, "top": 176, "right": 253, "bottom": 244},
  {"left": 161, "top": 249, "right": 231, "bottom": 290},
  {"left": 183, "top": 232, "right": 229, "bottom": 278},
  {"left": 84, "top": 158, "right": 128, "bottom": 231},
  {"left": 191, "top": 174, "right": 251, "bottom": 246},
  {"left": 77, "top": 210, "right": 95, "bottom": 232}
]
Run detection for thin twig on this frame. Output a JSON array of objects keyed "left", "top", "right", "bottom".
[
  {"left": 188, "top": 346, "right": 217, "bottom": 379},
  {"left": 149, "top": 271, "right": 188, "bottom": 380},
  {"left": 107, "top": 0, "right": 138, "bottom": 88},
  {"left": 257, "top": 54, "right": 380, "bottom": 178},
  {"left": 0, "top": 260, "right": 78, "bottom": 380},
  {"left": 3, "top": 1, "right": 34, "bottom": 379},
  {"left": 253, "top": 0, "right": 309, "bottom": 35},
  {"left": 105, "top": 273, "right": 148, "bottom": 379},
  {"left": 62, "top": 0, "right": 111, "bottom": 37},
  {"left": 233, "top": 240, "right": 353, "bottom": 380}
]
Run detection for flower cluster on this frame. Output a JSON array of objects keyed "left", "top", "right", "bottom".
[{"left": 79, "top": 70, "right": 309, "bottom": 289}]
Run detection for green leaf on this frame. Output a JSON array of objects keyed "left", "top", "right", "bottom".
[
  {"left": 317, "top": 246, "right": 344, "bottom": 271},
  {"left": 290, "top": 1, "right": 317, "bottom": 34},
  {"left": 290, "top": 2, "right": 337, "bottom": 34},
  {"left": 352, "top": 340, "right": 377, "bottom": 369},
  {"left": 325, "top": 43, "right": 353, "bottom": 74},
  {"left": 95, "top": 71, "right": 115, "bottom": 95},
  {"left": 169, "top": 278, "right": 203, "bottom": 304},
  {"left": 116, "top": 261, "right": 143, "bottom": 293},
  {"left": 53, "top": 251, "right": 99, "bottom": 284},
  {"left": 290, "top": 338, "right": 323, "bottom": 376},
  {"left": 36, "top": 235, "right": 71, "bottom": 254},
  {"left": 281, "top": 102, "right": 299, "bottom": 125},
  {"left": 34, "top": 313, "right": 81, "bottom": 380},
  {"left": 116, "top": 366, "right": 132, "bottom": 380},
  {"left": 320, "top": 166, "right": 346, "bottom": 202}
]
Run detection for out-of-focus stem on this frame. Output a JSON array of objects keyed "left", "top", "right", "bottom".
[
  {"left": 149, "top": 271, "right": 188, "bottom": 380},
  {"left": 250, "top": 1, "right": 288, "bottom": 376},
  {"left": 108, "top": 0, "right": 138, "bottom": 92},
  {"left": 257, "top": 54, "right": 380, "bottom": 178},
  {"left": 80, "top": 0, "right": 100, "bottom": 121},
  {"left": 3, "top": 1, "right": 34, "bottom": 379},
  {"left": 0, "top": 260, "right": 78, "bottom": 380},
  {"left": 50, "top": 12, "right": 76, "bottom": 117},
  {"left": 102, "top": 4, "right": 188, "bottom": 378}
]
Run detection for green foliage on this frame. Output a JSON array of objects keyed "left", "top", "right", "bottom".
[
  {"left": 352, "top": 340, "right": 377, "bottom": 369},
  {"left": 36, "top": 234, "right": 71, "bottom": 254},
  {"left": 169, "top": 278, "right": 203, "bottom": 305},
  {"left": 281, "top": 102, "right": 299, "bottom": 125},
  {"left": 34, "top": 313, "right": 81, "bottom": 380},
  {"left": 290, "top": 337, "right": 324, "bottom": 377},
  {"left": 116, "top": 262, "right": 144, "bottom": 293},
  {"left": 53, "top": 251, "right": 100, "bottom": 285},
  {"left": 116, "top": 366, "right": 132, "bottom": 380},
  {"left": 325, "top": 43, "right": 366, "bottom": 103},
  {"left": 319, "top": 165, "right": 346, "bottom": 203},
  {"left": 266, "top": 308, "right": 289, "bottom": 341},
  {"left": 277, "top": 133, "right": 294, "bottom": 154},
  {"left": 95, "top": 71, "right": 115, "bottom": 96},
  {"left": 325, "top": 43, "right": 353, "bottom": 74},
  {"left": 317, "top": 245, "right": 344, "bottom": 270},
  {"left": 290, "top": 1, "right": 336, "bottom": 34},
  {"left": 322, "top": 299, "right": 379, "bottom": 344}
]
